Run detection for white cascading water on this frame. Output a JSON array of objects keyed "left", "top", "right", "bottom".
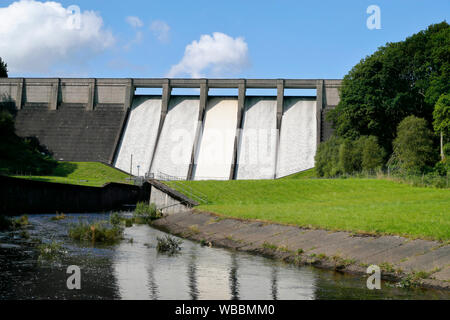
[
  {"left": 193, "top": 97, "right": 238, "bottom": 180},
  {"left": 150, "top": 96, "right": 200, "bottom": 179},
  {"left": 236, "top": 96, "right": 277, "bottom": 179},
  {"left": 276, "top": 97, "right": 316, "bottom": 178},
  {"left": 114, "top": 96, "right": 161, "bottom": 175}
]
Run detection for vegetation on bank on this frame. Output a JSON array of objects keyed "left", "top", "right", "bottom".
[
  {"left": 12, "top": 161, "right": 131, "bottom": 187},
  {"left": 167, "top": 179, "right": 450, "bottom": 241},
  {"left": 134, "top": 202, "right": 162, "bottom": 223}
]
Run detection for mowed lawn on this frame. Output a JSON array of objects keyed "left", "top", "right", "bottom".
[
  {"left": 167, "top": 178, "right": 450, "bottom": 241},
  {"left": 12, "top": 162, "right": 131, "bottom": 187}
]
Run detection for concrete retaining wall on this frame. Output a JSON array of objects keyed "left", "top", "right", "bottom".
[
  {"left": 147, "top": 179, "right": 198, "bottom": 215},
  {"left": 0, "top": 175, "right": 150, "bottom": 215}
]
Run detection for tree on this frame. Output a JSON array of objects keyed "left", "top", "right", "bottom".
[
  {"left": 393, "top": 116, "right": 435, "bottom": 173},
  {"left": 329, "top": 22, "right": 449, "bottom": 154},
  {"left": 433, "top": 93, "right": 450, "bottom": 161},
  {"left": 315, "top": 136, "right": 342, "bottom": 177},
  {"left": 361, "top": 136, "right": 385, "bottom": 171},
  {"left": 0, "top": 57, "right": 7, "bottom": 78}
]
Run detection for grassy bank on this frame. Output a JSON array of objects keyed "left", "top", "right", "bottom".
[
  {"left": 11, "top": 161, "right": 131, "bottom": 187},
  {"left": 166, "top": 178, "right": 450, "bottom": 241}
]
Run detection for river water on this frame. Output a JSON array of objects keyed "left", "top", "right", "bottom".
[{"left": 0, "top": 214, "right": 448, "bottom": 300}]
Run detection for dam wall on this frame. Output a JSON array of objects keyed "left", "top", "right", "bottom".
[
  {"left": 0, "top": 78, "right": 341, "bottom": 180},
  {"left": 114, "top": 96, "right": 161, "bottom": 174}
]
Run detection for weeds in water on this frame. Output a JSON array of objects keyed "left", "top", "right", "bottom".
[
  {"left": 13, "top": 215, "right": 29, "bottom": 228},
  {"left": 109, "top": 212, "right": 122, "bottom": 227},
  {"left": 156, "top": 235, "right": 183, "bottom": 254},
  {"left": 134, "top": 202, "right": 162, "bottom": 224},
  {"left": 124, "top": 218, "right": 133, "bottom": 227},
  {"left": 19, "top": 230, "right": 30, "bottom": 239},
  {"left": 68, "top": 220, "right": 124, "bottom": 244},
  {"left": 38, "top": 241, "right": 66, "bottom": 261}
]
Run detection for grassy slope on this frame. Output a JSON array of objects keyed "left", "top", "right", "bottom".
[
  {"left": 167, "top": 178, "right": 450, "bottom": 241},
  {"left": 12, "top": 162, "right": 131, "bottom": 187}
]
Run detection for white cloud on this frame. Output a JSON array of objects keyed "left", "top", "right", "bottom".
[
  {"left": 0, "top": 0, "right": 114, "bottom": 74},
  {"left": 168, "top": 32, "right": 249, "bottom": 78},
  {"left": 126, "top": 16, "right": 143, "bottom": 28},
  {"left": 150, "top": 20, "right": 170, "bottom": 43}
]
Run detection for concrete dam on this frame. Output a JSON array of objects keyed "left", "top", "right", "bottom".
[{"left": 0, "top": 78, "right": 341, "bottom": 180}]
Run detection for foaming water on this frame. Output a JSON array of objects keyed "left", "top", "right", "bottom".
[
  {"left": 276, "top": 97, "right": 317, "bottom": 178},
  {"left": 114, "top": 96, "right": 161, "bottom": 175}
]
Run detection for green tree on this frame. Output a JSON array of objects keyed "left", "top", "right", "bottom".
[
  {"left": 361, "top": 136, "right": 385, "bottom": 171},
  {"left": 0, "top": 57, "right": 7, "bottom": 78},
  {"left": 329, "top": 22, "right": 449, "bottom": 154},
  {"left": 315, "top": 136, "right": 341, "bottom": 177},
  {"left": 338, "top": 140, "right": 355, "bottom": 174},
  {"left": 433, "top": 93, "right": 450, "bottom": 160},
  {"left": 393, "top": 116, "right": 435, "bottom": 173}
]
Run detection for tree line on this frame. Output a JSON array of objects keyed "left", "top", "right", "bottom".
[{"left": 316, "top": 21, "right": 449, "bottom": 181}]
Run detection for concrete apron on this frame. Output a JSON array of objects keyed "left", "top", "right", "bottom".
[{"left": 152, "top": 210, "right": 450, "bottom": 291}]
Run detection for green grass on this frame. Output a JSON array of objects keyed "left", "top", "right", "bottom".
[
  {"left": 11, "top": 161, "right": 131, "bottom": 187},
  {"left": 166, "top": 178, "right": 450, "bottom": 241},
  {"left": 281, "top": 168, "right": 316, "bottom": 179}
]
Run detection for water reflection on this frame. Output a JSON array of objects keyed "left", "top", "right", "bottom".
[
  {"left": 1, "top": 214, "right": 448, "bottom": 300},
  {"left": 229, "top": 253, "right": 239, "bottom": 300},
  {"left": 271, "top": 267, "right": 278, "bottom": 300},
  {"left": 112, "top": 224, "right": 316, "bottom": 300},
  {"left": 187, "top": 248, "right": 199, "bottom": 300}
]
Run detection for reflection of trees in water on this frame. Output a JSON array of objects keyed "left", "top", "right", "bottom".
[
  {"left": 229, "top": 253, "right": 239, "bottom": 300},
  {"left": 147, "top": 265, "right": 159, "bottom": 300},
  {"left": 271, "top": 266, "right": 278, "bottom": 300},
  {"left": 187, "top": 250, "right": 199, "bottom": 300}
]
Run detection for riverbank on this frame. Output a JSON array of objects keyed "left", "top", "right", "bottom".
[
  {"left": 166, "top": 178, "right": 450, "bottom": 241},
  {"left": 152, "top": 210, "right": 450, "bottom": 291}
]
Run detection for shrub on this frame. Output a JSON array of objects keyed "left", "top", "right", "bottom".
[
  {"left": 13, "top": 215, "right": 29, "bottom": 228},
  {"left": 68, "top": 220, "right": 123, "bottom": 244},
  {"left": 134, "top": 202, "right": 161, "bottom": 224},
  {"left": 156, "top": 235, "right": 182, "bottom": 254},
  {"left": 38, "top": 241, "right": 66, "bottom": 260},
  {"left": 361, "top": 136, "right": 385, "bottom": 171},
  {"left": 109, "top": 212, "right": 122, "bottom": 227},
  {"left": 315, "top": 136, "right": 342, "bottom": 177},
  {"left": 51, "top": 213, "right": 66, "bottom": 221},
  {"left": 393, "top": 116, "right": 436, "bottom": 173},
  {"left": 316, "top": 135, "right": 385, "bottom": 177}
]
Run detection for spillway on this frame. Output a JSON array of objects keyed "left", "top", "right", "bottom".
[
  {"left": 236, "top": 96, "right": 277, "bottom": 179},
  {"left": 114, "top": 96, "right": 161, "bottom": 175},
  {"left": 276, "top": 97, "right": 317, "bottom": 178},
  {"left": 193, "top": 97, "right": 238, "bottom": 180},
  {"left": 150, "top": 96, "right": 200, "bottom": 178}
]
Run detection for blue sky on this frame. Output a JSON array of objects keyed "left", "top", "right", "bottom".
[{"left": 0, "top": 0, "right": 448, "bottom": 80}]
